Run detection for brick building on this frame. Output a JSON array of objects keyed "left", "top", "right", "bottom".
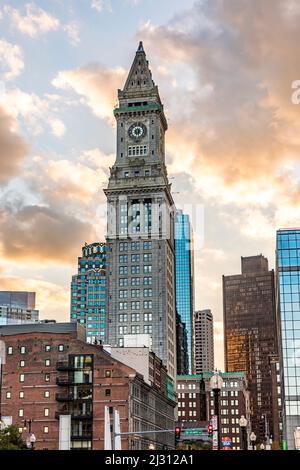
[
  {"left": 0, "top": 323, "right": 176, "bottom": 450},
  {"left": 176, "top": 373, "right": 250, "bottom": 450}
]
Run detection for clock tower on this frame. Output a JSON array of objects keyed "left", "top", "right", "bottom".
[{"left": 104, "top": 42, "right": 176, "bottom": 380}]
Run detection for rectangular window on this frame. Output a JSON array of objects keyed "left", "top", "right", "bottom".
[
  {"left": 131, "top": 266, "right": 140, "bottom": 274},
  {"left": 58, "top": 345, "right": 64, "bottom": 352},
  {"left": 20, "top": 374, "right": 25, "bottom": 382},
  {"left": 119, "top": 255, "right": 128, "bottom": 263},
  {"left": 143, "top": 325, "right": 152, "bottom": 334},
  {"left": 128, "top": 145, "right": 148, "bottom": 157},
  {"left": 119, "top": 302, "right": 128, "bottom": 310},
  {"left": 131, "top": 314, "right": 140, "bottom": 322},
  {"left": 143, "top": 277, "right": 152, "bottom": 285},
  {"left": 143, "top": 300, "right": 152, "bottom": 309},
  {"left": 7, "top": 346, "right": 13, "bottom": 355},
  {"left": 119, "top": 266, "right": 128, "bottom": 275},
  {"left": 20, "top": 360, "right": 25, "bottom": 367},
  {"left": 19, "top": 391, "right": 24, "bottom": 399},
  {"left": 119, "top": 314, "right": 128, "bottom": 322},
  {"left": 143, "top": 289, "right": 152, "bottom": 297},
  {"left": 131, "top": 325, "right": 140, "bottom": 334},
  {"left": 119, "top": 278, "right": 128, "bottom": 287},
  {"left": 143, "top": 241, "right": 152, "bottom": 250},
  {"left": 20, "top": 346, "right": 26, "bottom": 354},
  {"left": 144, "top": 313, "right": 152, "bottom": 322},
  {"left": 44, "top": 391, "right": 50, "bottom": 398},
  {"left": 6, "top": 391, "right": 11, "bottom": 399},
  {"left": 44, "top": 408, "right": 49, "bottom": 417},
  {"left": 119, "top": 242, "right": 128, "bottom": 252},
  {"left": 131, "top": 254, "right": 140, "bottom": 262},
  {"left": 18, "top": 409, "right": 24, "bottom": 417},
  {"left": 131, "top": 277, "right": 140, "bottom": 286},
  {"left": 143, "top": 265, "right": 152, "bottom": 273},
  {"left": 143, "top": 253, "right": 152, "bottom": 262},
  {"left": 45, "top": 374, "right": 50, "bottom": 382},
  {"left": 118, "top": 326, "right": 128, "bottom": 334},
  {"left": 131, "top": 241, "right": 140, "bottom": 250},
  {"left": 105, "top": 389, "right": 111, "bottom": 396},
  {"left": 119, "top": 290, "right": 128, "bottom": 298},
  {"left": 131, "top": 289, "right": 140, "bottom": 298},
  {"left": 43, "top": 427, "right": 49, "bottom": 434},
  {"left": 45, "top": 345, "right": 51, "bottom": 352},
  {"left": 131, "top": 301, "right": 140, "bottom": 310}
]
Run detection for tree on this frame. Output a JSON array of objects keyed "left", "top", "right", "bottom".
[{"left": 0, "top": 425, "right": 27, "bottom": 450}]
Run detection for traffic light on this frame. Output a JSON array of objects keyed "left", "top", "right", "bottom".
[
  {"left": 208, "top": 424, "right": 213, "bottom": 438},
  {"left": 175, "top": 426, "right": 181, "bottom": 445}
]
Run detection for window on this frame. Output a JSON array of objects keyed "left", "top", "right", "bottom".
[
  {"left": 119, "top": 314, "right": 128, "bottom": 322},
  {"left": 128, "top": 145, "right": 147, "bottom": 156},
  {"left": 131, "top": 254, "right": 140, "bottom": 262},
  {"left": 43, "top": 427, "right": 49, "bottom": 434},
  {"left": 20, "top": 346, "right": 26, "bottom": 354},
  {"left": 119, "top": 255, "right": 128, "bottom": 263},
  {"left": 19, "top": 409, "right": 24, "bottom": 417},
  {"left": 143, "top": 277, "right": 152, "bottom": 285},
  {"left": 119, "top": 242, "right": 128, "bottom": 252},
  {"left": 144, "top": 313, "right": 152, "bottom": 321},
  {"left": 44, "top": 408, "right": 49, "bottom": 417},
  {"left": 143, "top": 265, "right": 152, "bottom": 273},
  {"left": 144, "top": 325, "right": 152, "bottom": 334},
  {"left": 45, "top": 373, "right": 50, "bottom": 382},
  {"left": 124, "top": 171, "right": 129, "bottom": 178},
  {"left": 20, "top": 374, "right": 25, "bottom": 382},
  {"left": 44, "top": 391, "right": 50, "bottom": 398},
  {"left": 7, "top": 346, "right": 13, "bottom": 355},
  {"left": 45, "top": 359, "right": 50, "bottom": 367},
  {"left": 118, "top": 326, "right": 127, "bottom": 334},
  {"left": 118, "top": 338, "right": 124, "bottom": 347},
  {"left": 131, "top": 325, "right": 140, "bottom": 334},
  {"left": 131, "top": 277, "right": 140, "bottom": 286},
  {"left": 131, "top": 313, "right": 140, "bottom": 322},
  {"left": 143, "top": 300, "right": 152, "bottom": 309},
  {"left": 105, "top": 389, "right": 111, "bottom": 396},
  {"left": 45, "top": 345, "right": 51, "bottom": 352},
  {"left": 131, "top": 241, "right": 140, "bottom": 250},
  {"left": 19, "top": 391, "right": 24, "bottom": 399},
  {"left": 143, "top": 253, "right": 152, "bottom": 262},
  {"left": 144, "top": 288, "right": 152, "bottom": 297},
  {"left": 119, "top": 290, "right": 128, "bottom": 298},
  {"left": 119, "top": 278, "right": 128, "bottom": 287},
  {"left": 131, "top": 289, "right": 140, "bottom": 298},
  {"left": 131, "top": 266, "right": 140, "bottom": 274},
  {"left": 105, "top": 370, "right": 112, "bottom": 378},
  {"left": 20, "top": 360, "right": 25, "bottom": 367},
  {"left": 143, "top": 241, "right": 152, "bottom": 250},
  {"left": 6, "top": 391, "right": 11, "bottom": 399},
  {"left": 58, "top": 345, "right": 64, "bottom": 352},
  {"left": 119, "top": 301, "right": 128, "bottom": 310},
  {"left": 119, "top": 266, "right": 128, "bottom": 275},
  {"left": 131, "top": 301, "right": 140, "bottom": 310}
]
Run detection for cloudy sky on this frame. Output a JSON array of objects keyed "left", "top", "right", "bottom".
[{"left": 1, "top": 0, "right": 300, "bottom": 369}]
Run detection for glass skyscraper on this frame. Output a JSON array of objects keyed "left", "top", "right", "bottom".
[
  {"left": 277, "top": 229, "right": 300, "bottom": 449},
  {"left": 175, "top": 210, "right": 194, "bottom": 374},
  {"left": 70, "top": 242, "right": 107, "bottom": 343}
]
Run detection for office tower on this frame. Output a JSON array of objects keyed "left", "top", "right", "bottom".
[
  {"left": 194, "top": 309, "right": 214, "bottom": 373},
  {"left": 0, "top": 323, "right": 176, "bottom": 450},
  {"left": 276, "top": 229, "right": 300, "bottom": 449},
  {"left": 0, "top": 291, "right": 39, "bottom": 325},
  {"left": 105, "top": 42, "right": 177, "bottom": 380},
  {"left": 175, "top": 210, "right": 194, "bottom": 373},
  {"left": 70, "top": 242, "right": 107, "bottom": 343},
  {"left": 176, "top": 372, "right": 250, "bottom": 450},
  {"left": 176, "top": 312, "right": 189, "bottom": 375},
  {"left": 223, "top": 255, "right": 279, "bottom": 445}
]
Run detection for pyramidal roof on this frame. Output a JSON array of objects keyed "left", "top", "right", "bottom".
[{"left": 121, "top": 41, "right": 157, "bottom": 96}]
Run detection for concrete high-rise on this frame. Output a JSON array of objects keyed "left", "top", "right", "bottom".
[
  {"left": 175, "top": 210, "right": 194, "bottom": 373},
  {"left": 194, "top": 309, "right": 214, "bottom": 373},
  {"left": 70, "top": 242, "right": 107, "bottom": 343},
  {"left": 223, "top": 255, "right": 280, "bottom": 445},
  {"left": 276, "top": 229, "right": 300, "bottom": 449},
  {"left": 105, "top": 43, "right": 177, "bottom": 380}
]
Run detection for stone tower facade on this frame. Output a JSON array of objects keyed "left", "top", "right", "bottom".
[{"left": 104, "top": 42, "right": 177, "bottom": 380}]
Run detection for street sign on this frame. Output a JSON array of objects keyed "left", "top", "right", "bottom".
[{"left": 183, "top": 428, "right": 204, "bottom": 436}]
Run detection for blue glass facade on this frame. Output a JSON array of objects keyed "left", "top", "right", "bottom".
[
  {"left": 277, "top": 229, "right": 300, "bottom": 449},
  {"left": 175, "top": 210, "right": 194, "bottom": 374},
  {"left": 70, "top": 242, "right": 107, "bottom": 343}
]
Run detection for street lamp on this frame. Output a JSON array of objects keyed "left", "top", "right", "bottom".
[
  {"left": 250, "top": 432, "right": 256, "bottom": 451},
  {"left": 209, "top": 371, "right": 223, "bottom": 451},
  {"left": 239, "top": 415, "right": 248, "bottom": 451}
]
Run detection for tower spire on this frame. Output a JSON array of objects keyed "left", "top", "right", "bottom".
[{"left": 121, "top": 40, "right": 156, "bottom": 96}]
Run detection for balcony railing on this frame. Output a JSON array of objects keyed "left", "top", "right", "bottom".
[{"left": 56, "top": 361, "right": 75, "bottom": 371}]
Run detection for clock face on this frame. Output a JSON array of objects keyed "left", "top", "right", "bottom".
[{"left": 128, "top": 122, "right": 147, "bottom": 141}]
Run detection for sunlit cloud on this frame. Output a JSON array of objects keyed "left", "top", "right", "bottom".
[
  {"left": 52, "top": 64, "right": 126, "bottom": 122},
  {"left": 63, "top": 21, "right": 80, "bottom": 47},
  {"left": 90, "top": 0, "right": 112, "bottom": 13},
  {"left": 0, "top": 39, "right": 24, "bottom": 81},
  {"left": 4, "top": 3, "right": 60, "bottom": 38}
]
